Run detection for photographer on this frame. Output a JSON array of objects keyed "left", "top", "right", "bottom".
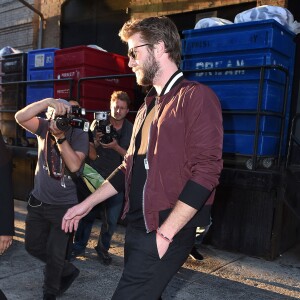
[
  {"left": 15, "top": 98, "right": 89, "bottom": 300},
  {"left": 70, "top": 91, "right": 133, "bottom": 265}
]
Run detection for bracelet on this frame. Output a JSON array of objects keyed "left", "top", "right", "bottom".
[
  {"left": 156, "top": 227, "right": 173, "bottom": 243},
  {"left": 56, "top": 137, "right": 67, "bottom": 144}
]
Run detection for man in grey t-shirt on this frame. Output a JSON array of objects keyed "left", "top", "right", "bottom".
[{"left": 15, "top": 98, "right": 89, "bottom": 300}]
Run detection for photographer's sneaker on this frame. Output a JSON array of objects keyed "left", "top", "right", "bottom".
[
  {"left": 94, "top": 244, "right": 112, "bottom": 265},
  {"left": 189, "top": 246, "right": 204, "bottom": 261},
  {"left": 68, "top": 248, "right": 85, "bottom": 261}
]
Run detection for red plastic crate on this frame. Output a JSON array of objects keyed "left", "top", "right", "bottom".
[
  {"left": 54, "top": 46, "right": 135, "bottom": 111},
  {"left": 54, "top": 46, "right": 130, "bottom": 73}
]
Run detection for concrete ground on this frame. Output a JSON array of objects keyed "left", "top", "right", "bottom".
[{"left": 0, "top": 200, "right": 300, "bottom": 300}]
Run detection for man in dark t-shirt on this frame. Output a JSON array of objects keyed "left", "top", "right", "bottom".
[{"left": 70, "top": 91, "right": 133, "bottom": 265}]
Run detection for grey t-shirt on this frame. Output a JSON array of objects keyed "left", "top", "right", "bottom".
[{"left": 32, "top": 119, "right": 89, "bottom": 205}]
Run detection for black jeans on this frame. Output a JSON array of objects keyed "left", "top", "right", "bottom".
[
  {"left": 25, "top": 195, "right": 76, "bottom": 295},
  {"left": 112, "top": 225, "right": 196, "bottom": 300}
]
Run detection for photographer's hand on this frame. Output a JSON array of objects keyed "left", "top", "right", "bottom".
[
  {"left": 47, "top": 98, "right": 70, "bottom": 118},
  {"left": 49, "top": 119, "right": 65, "bottom": 140},
  {"left": 100, "top": 138, "right": 118, "bottom": 150},
  {"left": 100, "top": 139, "right": 127, "bottom": 157},
  {"left": 94, "top": 131, "right": 104, "bottom": 148}
]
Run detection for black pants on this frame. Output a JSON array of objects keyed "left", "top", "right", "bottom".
[
  {"left": 112, "top": 225, "right": 196, "bottom": 300},
  {"left": 25, "top": 196, "right": 76, "bottom": 295}
]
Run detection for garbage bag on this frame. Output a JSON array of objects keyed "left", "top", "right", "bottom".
[
  {"left": 0, "top": 46, "right": 21, "bottom": 57},
  {"left": 195, "top": 17, "right": 233, "bottom": 29},
  {"left": 234, "top": 5, "right": 300, "bottom": 34}
]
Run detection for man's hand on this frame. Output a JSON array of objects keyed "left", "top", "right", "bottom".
[
  {"left": 156, "top": 233, "right": 170, "bottom": 259},
  {"left": 49, "top": 119, "right": 65, "bottom": 139},
  {"left": 47, "top": 98, "right": 71, "bottom": 118},
  {"left": 100, "top": 138, "right": 118, "bottom": 150},
  {"left": 0, "top": 236, "right": 13, "bottom": 255},
  {"left": 62, "top": 201, "right": 92, "bottom": 233},
  {"left": 94, "top": 131, "right": 104, "bottom": 148}
]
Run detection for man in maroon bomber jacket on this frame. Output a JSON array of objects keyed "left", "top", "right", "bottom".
[{"left": 63, "top": 16, "right": 223, "bottom": 300}]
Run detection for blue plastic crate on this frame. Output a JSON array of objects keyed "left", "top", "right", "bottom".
[
  {"left": 223, "top": 115, "right": 282, "bottom": 134},
  {"left": 26, "top": 86, "right": 54, "bottom": 103},
  {"left": 193, "top": 79, "right": 286, "bottom": 112},
  {"left": 181, "top": 20, "right": 296, "bottom": 158},
  {"left": 26, "top": 69, "right": 55, "bottom": 104},
  {"left": 26, "top": 57, "right": 56, "bottom": 140},
  {"left": 27, "top": 69, "right": 55, "bottom": 81},
  {"left": 27, "top": 48, "right": 58, "bottom": 73},
  {"left": 181, "top": 50, "right": 291, "bottom": 84},
  {"left": 223, "top": 133, "right": 280, "bottom": 156},
  {"left": 26, "top": 84, "right": 54, "bottom": 139},
  {"left": 182, "top": 20, "right": 295, "bottom": 58}
]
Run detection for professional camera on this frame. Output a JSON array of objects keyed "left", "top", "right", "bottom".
[
  {"left": 94, "top": 111, "right": 119, "bottom": 144},
  {"left": 55, "top": 105, "right": 90, "bottom": 132}
]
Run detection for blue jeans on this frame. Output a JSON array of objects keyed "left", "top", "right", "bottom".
[{"left": 73, "top": 192, "right": 124, "bottom": 252}]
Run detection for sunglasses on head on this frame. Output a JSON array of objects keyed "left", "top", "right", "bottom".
[{"left": 128, "top": 43, "right": 151, "bottom": 60}]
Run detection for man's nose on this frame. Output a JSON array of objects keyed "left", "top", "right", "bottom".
[{"left": 128, "top": 57, "right": 136, "bottom": 68}]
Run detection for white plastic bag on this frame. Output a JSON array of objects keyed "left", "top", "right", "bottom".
[
  {"left": 195, "top": 17, "right": 233, "bottom": 29},
  {"left": 234, "top": 5, "right": 300, "bottom": 34},
  {"left": 0, "top": 46, "right": 21, "bottom": 57}
]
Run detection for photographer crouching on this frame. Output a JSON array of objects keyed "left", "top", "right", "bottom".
[
  {"left": 15, "top": 98, "right": 89, "bottom": 300},
  {"left": 70, "top": 91, "right": 133, "bottom": 265}
]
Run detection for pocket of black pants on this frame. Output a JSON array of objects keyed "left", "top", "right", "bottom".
[
  {"left": 27, "top": 193, "right": 43, "bottom": 209},
  {"left": 149, "top": 230, "right": 160, "bottom": 259}
]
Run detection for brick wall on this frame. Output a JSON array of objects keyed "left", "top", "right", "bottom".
[
  {"left": 0, "top": 0, "right": 66, "bottom": 52},
  {"left": 0, "top": 0, "right": 35, "bottom": 52},
  {"left": 39, "top": 0, "right": 66, "bottom": 48},
  {"left": 0, "top": 0, "right": 289, "bottom": 53},
  {"left": 129, "top": 0, "right": 288, "bottom": 19}
]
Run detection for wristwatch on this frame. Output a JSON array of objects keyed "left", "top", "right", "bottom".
[{"left": 56, "top": 137, "right": 67, "bottom": 144}]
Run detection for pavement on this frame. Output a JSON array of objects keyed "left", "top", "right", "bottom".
[{"left": 1, "top": 200, "right": 300, "bottom": 300}]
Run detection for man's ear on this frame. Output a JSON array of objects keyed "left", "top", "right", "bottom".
[{"left": 154, "top": 41, "right": 165, "bottom": 58}]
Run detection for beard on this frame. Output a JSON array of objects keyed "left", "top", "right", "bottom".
[{"left": 135, "top": 52, "right": 160, "bottom": 86}]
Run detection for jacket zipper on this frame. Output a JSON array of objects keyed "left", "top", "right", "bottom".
[
  {"left": 142, "top": 96, "right": 159, "bottom": 232},
  {"left": 142, "top": 123, "right": 152, "bottom": 233}
]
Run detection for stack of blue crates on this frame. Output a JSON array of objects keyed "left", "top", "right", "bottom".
[
  {"left": 26, "top": 48, "right": 59, "bottom": 137},
  {"left": 181, "top": 19, "right": 296, "bottom": 157}
]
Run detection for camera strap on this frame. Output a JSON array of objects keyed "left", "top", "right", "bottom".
[{"left": 43, "top": 126, "right": 74, "bottom": 187}]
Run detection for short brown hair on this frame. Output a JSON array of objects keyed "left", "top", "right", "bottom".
[
  {"left": 119, "top": 16, "right": 181, "bottom": 67},
  {"left": 111, "top": 91, "right": 131, "bottom": 108}
]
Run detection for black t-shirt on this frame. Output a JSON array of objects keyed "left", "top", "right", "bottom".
[
  {"left": 126, "top": 99, "right": 155, "bottom": 227},
  {"left": 91, "top": 119, "right": 132, "bottom": 179}
]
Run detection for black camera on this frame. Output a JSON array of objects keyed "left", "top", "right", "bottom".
[
  {"left": 94, "top": 111, "right": 119, "bottom": 144},
  {"left": 55, "top": 106, "right": 90, "bottom": 132}
]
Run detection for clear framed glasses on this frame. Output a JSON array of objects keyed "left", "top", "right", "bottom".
[{"left": 128, "top": 43, "right": 151, "bottom": 60}]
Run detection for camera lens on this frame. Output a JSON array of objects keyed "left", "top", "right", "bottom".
[{"left": 56, "top": 117, "right": 71, "bottom": 132}]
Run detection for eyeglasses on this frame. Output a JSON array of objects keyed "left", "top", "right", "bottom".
[{"left": 128, "top": 43, "right": 151, "bottom": 60}]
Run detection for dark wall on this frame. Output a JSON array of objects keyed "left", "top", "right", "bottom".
[
  {"left": 287, "top": 0, "right": 300, "bottom": 21},
  {"left": 168, "top": 2, "right": 256, "bottom": 37},
  {"left": 61, "top": 0, "right": 130, "bottom": 56}
]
